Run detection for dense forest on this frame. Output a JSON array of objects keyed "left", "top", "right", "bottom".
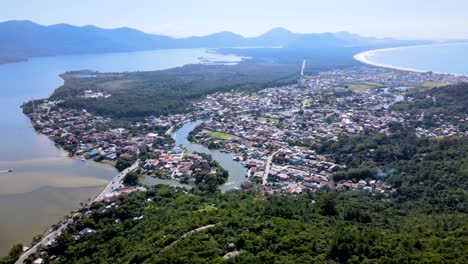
[
  {"left": 22, "top": 180, "right": 466, "bottom": 264},
  {"left": 316, "top": 129, "right": 467, "bottom": 214},
  {"left": 392, "top": 83, "right": 468, "bottom": 131}
]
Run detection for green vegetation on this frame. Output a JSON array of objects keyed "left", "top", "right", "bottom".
[
  {"left": 260, "top": 117, "right": 280, "bottom": 124},
  {"left": 345, "top": 82, "right": 384, "bottom": 91},
  {"left": 203, "top": 130, "right": 240, "bottom": 140},
  {"left": 115, "top": 157, "right": 134, "bottom": 172},
  {"left": 191, "top": 153, "right": 229, "bottom": 193},
  {"left": 41, "top": 181, "right": 467, "bottom": 263},
  {"left": 10, "top": 84, "right": 468, "bottom": 263},
  {"left": 419, "top": 81, "right": 452, "bottom": 88},
  {"left": 393, "top": 83, "right": 468, "bottom": 130},
  {"left": 0, "top": 244, "right": 23, "bottom": 264},
  {"left": 302, "top": 98, "right": 313, "bottom": 107},
  {"left": 316, "top": 129, "right": 467, "bottom": 213},
  {"left": 123, "top": 171, "right": 139, "bottom": 185},
  {"left": 50, "top": 62, "right": 299, "bottom": 120},
  {"left": 99, "top": 159, "right": 117, "bottom": 167}
]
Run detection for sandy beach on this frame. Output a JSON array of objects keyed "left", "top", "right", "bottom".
[{"left": 354, "top": 43, "right": 468, "bottom": 76}]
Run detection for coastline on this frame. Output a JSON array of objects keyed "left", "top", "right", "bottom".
[{"left": 354, "top": 43, "right": 468, "bottom": 77}]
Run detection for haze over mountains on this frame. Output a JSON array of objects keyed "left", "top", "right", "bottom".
[{"left": 0, "top": 20, "right": 429, "bottom": 63}]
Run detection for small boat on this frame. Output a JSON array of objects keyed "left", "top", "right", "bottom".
[
  {"left": 80, "top": 158, "right": 86, "bottom": 162},
  {"left": 8, "top": 169, "right": 13, "bottom": 173}
]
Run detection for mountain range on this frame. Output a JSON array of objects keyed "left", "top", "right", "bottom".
[{"left": 0, "top": 20, "right": 430, "bottom": 63}]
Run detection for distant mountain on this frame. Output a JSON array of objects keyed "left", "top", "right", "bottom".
[
  {"left": 248, "top": 27, "right": 299, "bottom": 46},
  {"left": 284, "top": 31, "right": 429, "bottom": 49},
  {"left": 0, "top": 20, "right": 431, "bottom": 63},
  {"left": 180, "top": 31, "right": 246, "bottom": 48}
]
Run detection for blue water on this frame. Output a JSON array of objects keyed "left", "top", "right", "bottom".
[
  {"left": 363, "top": 43, "right": 468, "bottom": 75},
  {"left": 0, "top": 48, "right": 241, "bottom": 161},
  {"left": 0, "top": 48, "right": 242, "bottom": 255}
]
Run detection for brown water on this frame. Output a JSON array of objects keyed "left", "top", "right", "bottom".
[
  {"left": 0, "top": 136, "right": 116, "bottom": 255},
  {"left": 0, "top": 49, "right": 242, "bottom": 256}
]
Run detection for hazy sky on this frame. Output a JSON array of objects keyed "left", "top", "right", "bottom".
[{"left": 2, "top": 0, "right": 467, "bottom": 39}]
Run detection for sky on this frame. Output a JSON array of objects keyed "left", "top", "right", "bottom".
[{"left": 2, "top": 0, "right": 468, "bottom": 40}]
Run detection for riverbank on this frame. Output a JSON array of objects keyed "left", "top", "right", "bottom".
[
  {"left": 354, "top": 43, "right": 468, "bottom": 76},
  {"left": 0, "top": 48, "right": 245, "bottom": 256}
]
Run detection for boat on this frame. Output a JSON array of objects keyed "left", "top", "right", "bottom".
[{"left": 8, "top": 169, "right": 13, "bottom": 173}]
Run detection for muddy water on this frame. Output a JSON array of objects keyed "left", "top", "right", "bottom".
[{"left": 0, "top": 48, "right": 242, "bottom": 255}]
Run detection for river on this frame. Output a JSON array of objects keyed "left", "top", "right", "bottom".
[
  {"left": 0, "top": 48, "right": 242, "bottom": 255},
  {"left": 141, "top": 120, "right": 247, "bottom": 191}
]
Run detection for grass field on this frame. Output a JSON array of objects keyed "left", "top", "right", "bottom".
[
  {"left": 346, "top": 82, "right": 384, "bottom": 91},
  {"left": 100, "top": 160, "right": 117, "bottom": 167},
  {"left": 303, "top": 98, "right": 313, "bottom": 107},
  {"left": 203, "top": 129, "right": 239, "bottom": 140},
  {"left": 419, "top": 81, "right": 451, "bottom": 88},
  {"left": 260, "top": 117, "right": 279, "bottom": 123}
]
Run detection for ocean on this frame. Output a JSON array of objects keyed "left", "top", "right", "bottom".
[{"left": 356, "top": 43, "right": 468, "bottom": 76}]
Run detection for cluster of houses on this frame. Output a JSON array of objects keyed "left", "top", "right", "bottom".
[
  {"left": 238, "top": 146, "right": 395, "bottom": 194},
  {"left": 411, "top": 111, "right": 468, "bottom": 138},
  {"left": 185, "top": 66, "right": 468, "bottom": 194},
  {"left": 82, "top": 89, "right": 111, "bottom": 99},
  {"left": 141, "top": 148, "right": 215, "bottom": 182},
  {"left": 26, "top": 65, "right": 467, "bottom": 196},
  {"left": 28, "top": 102, "right": 170, "bottom": 164},
  {"left": 308, "top": 65, "right": 468, "bottom": 89}
]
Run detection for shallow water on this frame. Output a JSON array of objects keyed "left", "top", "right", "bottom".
[{"left": 0, "top": 48, "right": 241, "bottom": 255}]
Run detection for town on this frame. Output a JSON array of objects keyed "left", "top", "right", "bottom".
[
  {"left": 25, "top": 65, "right": 468, "bottom": 197},
  {"left": 18, "top": 64, "right": 468, "bottom": 264}
]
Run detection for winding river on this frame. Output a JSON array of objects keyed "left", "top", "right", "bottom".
[
  {"left": 0, "top": 48, "right": 242, "bottom": 255},
  {"left": 141, "top": 120, "right": 247, "bottom": 191}
]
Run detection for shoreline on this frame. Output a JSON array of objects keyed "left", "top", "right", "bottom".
[{"left": 354, "top": 43, "right": 468, "bottom": 77}]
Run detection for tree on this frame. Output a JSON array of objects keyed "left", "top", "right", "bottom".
[
  {"left": 0, "top": 243, "right": 23, "bottom": 264},
  {"left": 115, "top": 157, "right": 133, "bottom": 172},
  {"left": 123, "top": 172, "right": 139, "bottom": 185},
  {"left": 318, "top": 192, "right": 337, "bottom": 216}
]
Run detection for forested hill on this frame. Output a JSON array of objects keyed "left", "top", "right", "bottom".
[
  {"left": 19, "top": 170, "right": 467, "bottom": 264},
  {"left": 392, "top": 83, "right": 468, "bottom": 131},
  {"left": 0, "top": 20, "right": 430, "bottom": 64}
]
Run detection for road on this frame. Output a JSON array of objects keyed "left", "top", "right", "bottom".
[
  {"left": 15, "top": 218, "right": 70, "bottom": 264},
  {"left": 262, "top": 152, "right": 276, "bottom": 185},
  {"left": 162, "top": 224, "right": 216, "bottom": 252},
  {"left": 95, "top": 161, "right": 139, "bottom": 201},
  {"left": 15, "top": 161, "right": 139, "bottom": 263},
  {"left": 165, "top": 126, "right": 174, "bottom": 136},
  {"left": 301, "top": 59, "right": 306, "bottom": 76}
]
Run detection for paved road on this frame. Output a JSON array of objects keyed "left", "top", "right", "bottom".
[
  {"left": 262, "top": 152, "right": 276, "bottom": 185},
  {"left": 95, "top": 161, "right": 139, "bottom": 201},
  {"left": 15, "top": 161, "right": 139, "bottom": 263},
  {"left": 15, "top": 218, "right": 71, "bottom": 264},
  {"left": 165, "top": 126, "right": 174, "bottom": 136}
]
